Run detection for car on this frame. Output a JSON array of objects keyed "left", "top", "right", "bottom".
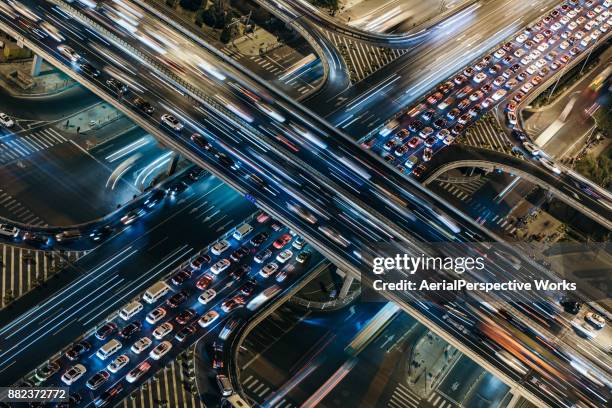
[
  {"left": 438, "top": 81, "right": 454, "bottom": 94},
  {"left": 492, "top": 89, "right": 507, "bottom": 101},
  {"left": 537, "top": 42, "right": 549, "bottom": 52},
  {"left": 149, "top": 340, "right": 172, "bottom": 361},
  {"left": 190, "top": 132, "right": 212, "bottom": 150},
  {"left": 474, "top": 62, "right": 485, "bottom": 71},
  {"left": 61, "top": 364, "right": 86, "bottom": 385},
  {"left": 230, "top": 265, "right": 251, "bottom": 280},
  {"left": 175, "top": 308, "right": 196, "bottom": 325},
  {"left": 463, "top": 67, "right": 475, "bottom": 77},
  {"left": 521, "top": 82, "right": 534, "bottom": 93},
  {"left": 119, "top": 321, "right": 142, "bottom": 339},
  {"left": 133, "top": 97, "right": 154, "bottom": 114},
  {"left": 126, "top": 361, "right": 151, "bottom": 383},
  {"left": 191, "top": 254, "right": 212, "bottom": 270},
  {"left": 426, "top": 92, "right": 443, "bottom": 104},
  {"left": 34, "top": 360, "right": 61, "bottom": 382},
  {"left": 469, "top": 105, "right": 482, "bottom": 117},
  {"left": 93, "top": 383, "right": 123, "bottom": 407},
  {"left": 65, "top": 341, "right": 92, "bottom": 360},
  {"left": 86, "top": 370, "right": 110, "bottom": 390},
  {"left": 437, "top": 97, "right": 454, "bottom": 110},
  {"left": 457, "top": 85, "right": 473, "bottom": 98},
  {"left": 230, "top": 246, "right": 250, "bottom": 262},
  {"left": 447, "top": 108, "right": 460, "bottom": 120},
  {"left": 481, "top": 98, "right": 495, "bottom": 108},
  {"left": 296, "top": 250, "right": 311, "bottom": 264},
  {"left": 539, "top": 157, "right": 561, "bottom": 174},
  {"left": 90, "top": 225, "right": 113, "bottom": 241},
  {"left": 469, "top": 91, "right": 484, "bottom": 102},
  {"left": 254, "top": 248, "right": 273, "bottom": 263},
  {"left": 221, "top": 296, "right": 245, "bottom": 313},
  {"left": 443, "top": 135, "right": 455, "bottom": 145},
  {"left": 57, "top": 44, "right": 80, "bottom": 61},
  {"left": 79, "top": 62, "right": 100, "bottom": 77},
  {"left": 0, "top": 223, "right": 19, "bottom": 238},
  {"left": 173, "top": 323, "right": 196, "bottom": 343},
  {"left": 171, "top": 269, "right": 192, "bottom": 285},
  {"left": 276, "top": 249, "right": 293, "bottom": 264},
  {"left": 408, "top": 120, "right": 424, "bottom": 132},
  {"left": 507, "top": 112, "right": 517, "bottom": 126},
  {"left": 106, "top": 78, "right": 128, "bottom": 93},
  {"left": 195, "top": 274, "right": 214, "bottom": 291},
  {"left": 514, "top": 48, "right": 527, "bottom": 58},
  {"left": 256, "top": 211, "right": 270, "bottom": 223},
  {"left": 0, "top": 113, "right": 14, "bottom": 128},
  {"left": 198, "top": 288, "right": 217, "bottom": 304},
  {"left": 23, "top": 232, "right": 49, "bottom": 246},
  {"left": 166, "top": 290, "right": 190, "bottom": 308},
  {"left": 453, "top": 74, "right": 466, "bottom": 85},
  {"left": 493, "top": 76, "right": 506, "bottom": 87},
  {"left": 457, "top": 114, "right": 471, "bottom": 125},
  {"left": 239, "top": 279, "right": 257, "bottom": 296},
  {"left": 146, "top": 307, "right": 166, "bottom": 324},
  {"left": 107, "top": 354, "right": 129, "bottom": 374},
  {"left": 383, "top": 139, "right": 397, "bottom": 151},
  {"left": 516, "top": 33, "right": 528, "bottom": 43},
  {"left": 273, "top": 233, "right": 292, "bottom": 249},
  {"left": 506, "top": 101, "right": 517, "bottom": 112},
  {"left": 211, "top": 258, "right": 231, "bottom": 275},
  {"left": 143, "top": 189, "right": 166, "bottom": 208},
  {"left": 120, "top": 208, "right": 144, "bottom": 225},
  {"left": 502, "top": 41, "right": 513, "bottom": 51},
  {"left": 493, "top": 48, "right": 506, "bottom": 58},
  {"left": 513, "top": 91, "right": 525, "bottom": 102},
  {"left": 260, "top": 262, "right": 279, "bottom": 278},
  {"left": 585, "top": 312, "right": 605, "bottom": 329},
  {"left": 161, "top": 114, "right": 183, "bottom": 131},
  {"left": 433, "top": 118, "right": 447, "bottom": 129},
  {"left": 199, "top": 310, "right": 219, "bottom": 328},
  {"left": 451, "top": 124, "right": 464, "bottom": 135},
  {"left": 211, "top": 239, "right": 230, "bottom": 255},
  {"left": 419, "top": 127, "right": 434, "bottom": 138},
  {"left": 422, "top": 148, "right": 433, "bottom": 162},
  {"left": 523, "top": 141, "right": 540, "bottom": 156},
  {"left": 131, "top": 337, "right": 152, "bottom": 354},
  {"left": 151, "top": 322, "right": 173, "bottom": 340},
  {"left": 502, "top": 55, "right": 514, "bottom": 65},
  {"left": 405, "top": 137, "right": 420, "bottom": 149},
  {"left": 436, "top": 129, "right": 450, "bottom": 140},
  {"left": 488, "top": 64, "right": 501, "bottom": 75},
  {"left": 421, "top": 108, "right": 436, "bottom": 121},
  {"left": 424, "top": 136, "right": 437, "bottom": 147}
]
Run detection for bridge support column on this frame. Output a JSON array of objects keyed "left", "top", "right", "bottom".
[
  {"left": 167, "top": 152, "right": 180, "bottom": 176},
  {"left": 505, "top": 391, "right": 523, "bottom": 408},
  {"left": 338, "top": 274, "right": 355, "bottom": 299},
  {"left": 30, "top": 54, "right": 43, "bottom": 77}
]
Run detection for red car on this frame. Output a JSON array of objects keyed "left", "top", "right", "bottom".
[
  {"left": 196, "top": 273, "right": 214, "bottom": 290},
  {"left": 407, "top": 137, "right": 421, "bottom": 148},
  {"left": 273, "top": 233, "right": 292, "bottom": 249},
  {"left": 175, "top": 309, "right": 196, "bottom": 325}
]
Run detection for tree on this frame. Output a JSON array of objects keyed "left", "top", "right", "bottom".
[
  {"left": 594, "top": 108, "right": 611, "bottom": 137},
  {"left": 195, "top": 8, "right": 206, "bottom": 26},
  {"left": 575, "top": 151, "right": 611, "bottom": 188},
  {"left": 312, "top": 0, "right": 339, "bottom": 15},
  {"left": 165, "top": 0, "right": 178, "bottom": 7},
  {"left": 180, "top": 0, "right": 202, "bottom": 11},
  {"left": 220, "top": 21, "right": 240, "bottom": 43}
]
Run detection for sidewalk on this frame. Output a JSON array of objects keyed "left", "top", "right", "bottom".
[{"left": 0, "top": 59, "right": 76, "bottom": 96}]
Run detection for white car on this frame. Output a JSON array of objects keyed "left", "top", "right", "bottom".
[
  {"left": 150, "top": 341, "right": 172, "bottom": 360},
  {"left": 61, "top": 364, "right": 86, "bottom": 385},
  {"left": 494, "top": 49, "right": 506, "bottom": 58},
  {"left": 161, "top": 114, "right": 183, "bottom": 131},
  {"left": 210, "top": 258, "right": 231, "bottom": 275},
  {"left": 539, "top": 157, "right": 561, "bottom": 174},
  {"left": 259, "top": 262, "right": 279, "bottom": 278},
  {"left": 568, "top": 21, "right": 577, "bottom": 31},
  {"left": 0, "top": 224, "right": 19, "bottom": 237},
  {"left": 551, "top": 22, "right": 562, "bottom": 31},
  {"left": 535, "top": 58, "right": 547, "bottom": 68},
  {"left": 131, "top": 337, "right": 152, "bottom": 354},
  {"left": 107, "top": 354, "right": 129, "bottom": 374},
  {"left": 0, "top": 113, "right": 14, "bottom": 128},
  {"left": 146, "top": 307, "right": 166, "bottom": 324},
  {"left": 521, "top": 83, "right": 534, "bottom": 93},
  {"left": 514, "top": 48, "right": 526, "bottom": 58},
  {"left": 276, "top": 249, "right": 293, "bottom": 264},
  {"left": 492, "top": 89, "right": 507, "bottom": 101},
  {"left": 523, "top": 141, "right": 540, "bottom": 156},
  {"left": 198, "top": 310, "right": 219, "bottom": 328},
  {"left": 560, "top": 40, "right": 570, "bottom": 49},
  {"left": 198, "top": 288, "right": 217, "bottom": 304},
  {"left": 443, "top": 135, "right": 455, "bottom": 145},
  {"left": 57, "top": 44, "right": 80, "bottom": 62},
  {"left": 152, "top": 322, "right": 174, "bottom": 340},
  {"left": 516, "top": 33, "right": 528, "bottom": 42},
  {"left": 585, "top": 312, "right": 606, "bottom": 329},
  {"left": 473, "top": 72, "right": 488, "bottom": 83},
  {"left": 211, "top": 240, "right": 230, "bottom": 255},
  {"left": 537, "top": 42, "right": 549, "bottom": 52}
]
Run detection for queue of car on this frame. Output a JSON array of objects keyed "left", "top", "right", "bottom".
[
  {"left": 27, "top": 212, "right": 313, "bottom": 405},
  {"left": 370, "top": 0, "right": 610, "bottom": 177}
]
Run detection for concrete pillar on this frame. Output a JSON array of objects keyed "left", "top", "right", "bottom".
[
  {"left": 339, "top": 275, "right": 354, "bottom": 299},
  {"left": 167, "top": 152, "right": 180, "bottom": 176},
  {"left": 30, "top": 54, "right": 43, "bottom": 77},
  {"left": 505, "top": 391, "right": 523, "bottom": 408}
]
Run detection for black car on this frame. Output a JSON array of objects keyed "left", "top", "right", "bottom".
[
  {"left": 119, "top": 321, "right": 142, "bottom": 339},
  {"left": 175, "top": 323, "right": 196, "bottom": 342},
  {"left": 23, "top": 232, "right": 49, "bottom": 246},
  {"left": 93, "top": 383, "right": 123, "bottom": 407},
  {"left": 230, "top": 246, "right": 250, "bottom": 262},
  {"left": 230, "top": 265, "right": 251, "bottom": 281},
  {"left": 34, "top": 360, "right": 60, "bottom": 382},
  {"left": 191, "top": 133, "right": 212, "bottom": 150},
  {"left": 211, "top": 346, "right": 224, "bottom": 369},
  {"left": 171, "top": 269, "right": 192, "bottom": 285},
  {"left": 144, "top": 189, "right": 166, "bottom": 208},
  {"left": 65, "top": 341, "right": 92, "bottom": 360},
  {"left": 79, "top": 62, "right": 100, "bottom": 77},
  {"left": 106, "top": 78, "right": 128, "bottom": 93},
  {"left": 250, "top": 232, "right": 270, "bottom": 247},
  {"left": 239, "top": 279, "right": 257, "bottom": 296},
  {"left": 86, "top": 370, "right": 109, "bottom": 390},
  {"left": 187, "top": 167, "right": 206, "bottom": 181},
  {"left": 560, "top": 299, "right": 582, "bottom": 315},
  {"left": 90, "top": 225, "right": 113, "bottom": 241},
  {"left": 133, "top": 97, "right": 154, "bottom": 114},
  {"left": 408, "top": 120, "right": 424, "bottom": 132},
  {"left": 217, "top": 153, "right": 236, "bottom": 169},
  {"left": 432, "top": 118, "right": 447, "bottom": 129},
  {"left": 175, "top": 308, "right": 196, "bottom": 325},
  {"left": 95, "top": 322, "right": 117, "bottom": 340},
  {"left": 167, "top": 180, "right": 188, "bottom": 196},
  {"left": 167, "top": 290, "right": 190, "bottom": 308}
]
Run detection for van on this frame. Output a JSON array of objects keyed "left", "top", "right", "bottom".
[
  {"left": 55, "top": 230, "right": 82, "bottom": 242},
  {"left": 96, "top": 339, "right": 122, "bottom": 360},
  {"left": 119, "top": 301, "right": 143, "bottom": 321},
  {"left": 405, "top": 155, "right": 418, "bottom": 169},
  {"left": 216, "top": 374, "right": 233, "bottom": 397},
  {"left": 232, "top": 223, "right": 253, "bottom": 241},
  {"left": 142, "top": 281, "right": 170, "bottom": 304}
]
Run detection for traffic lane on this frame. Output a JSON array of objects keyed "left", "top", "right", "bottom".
[
  {"left": 31, "top": 224, "right": 321, "bottom": 407},
  {"left": 0, "top": 176, "right": 253, "bottom": 383},
  {"left": 462, "top": 371, "right": 512, "bottom": 408},
  {"left": 322, "top": 0, "right": 562, "bottom": 127},
  {"left": 438, "top": 355, "right": 483, "bottom": 402}
]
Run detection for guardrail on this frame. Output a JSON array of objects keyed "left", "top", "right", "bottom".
[{"left": 289, "top": 283, "right": 360, "bottom": 311}]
